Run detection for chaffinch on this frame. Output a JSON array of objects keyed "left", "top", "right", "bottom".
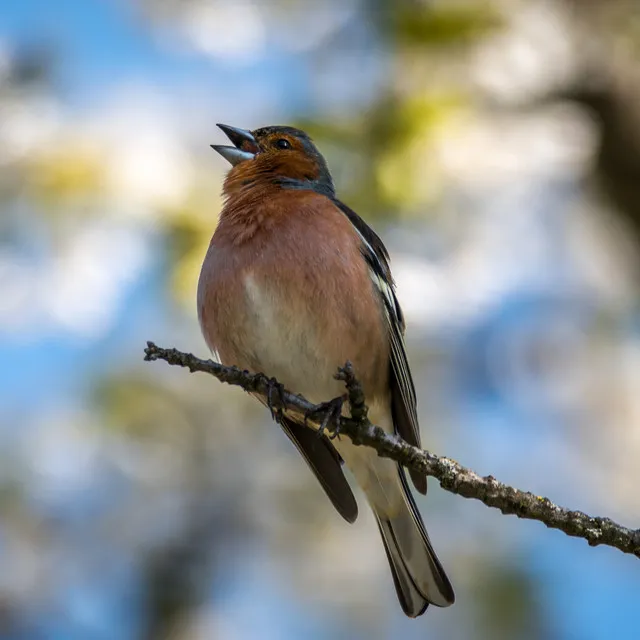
[{"left": 198, "top": 123, "right": 455, "bottom": 617}]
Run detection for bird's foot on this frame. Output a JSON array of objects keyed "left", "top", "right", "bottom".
[
  {"left": 257, "top": 374, "right": 286, "bottom": 423},
  {"left": 305, "top": 395, "right": 346, "bottom": 440}
]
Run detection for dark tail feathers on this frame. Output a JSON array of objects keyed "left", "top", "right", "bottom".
[{"left": 375, "top": 468, "right": 454, "bottom": 617}]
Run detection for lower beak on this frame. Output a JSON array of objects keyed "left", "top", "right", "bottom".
[{"left": 211, "top": 124, "right": 258, "bottom": 166}]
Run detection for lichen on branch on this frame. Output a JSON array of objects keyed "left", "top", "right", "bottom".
[{"left": 144, "top": 341, "right": 640, "bottom": 559}]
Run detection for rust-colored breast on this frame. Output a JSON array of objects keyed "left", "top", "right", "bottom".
[{"left": 197, "top": 189, "right": 390, "bottom": 403}]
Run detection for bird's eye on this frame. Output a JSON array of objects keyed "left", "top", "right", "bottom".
[{"left": 276, "top": 138, "right": 291, "bottom": 150}]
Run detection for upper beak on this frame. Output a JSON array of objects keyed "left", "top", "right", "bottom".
[{"left": 211, "top": 124, "right": 259, "bottom": 166}]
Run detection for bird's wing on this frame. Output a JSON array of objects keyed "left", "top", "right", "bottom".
[
  {"left": 279, "top": 416, "right": 358, "bottom": 523},
  {"left": 333, "top": 199, "right": 427, "bottom": 495}
]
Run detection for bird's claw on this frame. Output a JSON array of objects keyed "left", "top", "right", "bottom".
[
  {"left": 258, "top": 374, "right": 286, "bottom": 423},
  {"left": 305, "top": 395, "right": 345, "bottom": 440}
]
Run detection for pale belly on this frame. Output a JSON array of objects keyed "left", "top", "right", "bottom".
[
  {"left": 234, "top": 272, "right": 347, "bottom": 404},
  {"left": 239, "top": 272, "right": 401, "bottom": 512}
]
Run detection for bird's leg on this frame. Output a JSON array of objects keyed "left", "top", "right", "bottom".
[
  {"left": 305, "top": 395, "right": 346, "bottom": 440},
  {"left": 256, "top": 374, "right": 286, "bottom": 423}
]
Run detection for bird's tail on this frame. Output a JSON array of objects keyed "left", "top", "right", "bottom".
[{"left": 373, "top": 467, "right": 455, "bottom": 617}]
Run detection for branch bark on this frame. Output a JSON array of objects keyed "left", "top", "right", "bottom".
[{"left": 144, "top": 341, "right": 640, "bottom": 559}]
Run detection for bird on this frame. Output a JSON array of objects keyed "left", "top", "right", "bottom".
[{"left": 198, "top": 123, "right": 455, "bottom": 617}]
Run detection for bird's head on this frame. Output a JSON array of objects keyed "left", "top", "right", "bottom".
[{"left": 212, "top": 124, "right": 334, "bottom": 197}]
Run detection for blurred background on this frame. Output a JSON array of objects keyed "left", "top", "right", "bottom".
[{"left": 1, "top": 0, "right": 640, "bottom": 638}]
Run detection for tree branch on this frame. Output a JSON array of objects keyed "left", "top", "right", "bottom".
[{"left": 144, "top": 341, "right": 640, "bottom": 559}]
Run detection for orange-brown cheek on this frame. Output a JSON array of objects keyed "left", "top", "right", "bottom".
[
  {"left": 266, "top": 154, "right": 320, "bottom": 181},
  {"left": 223, "top": 152, "right": 320, "bottom": 197}
]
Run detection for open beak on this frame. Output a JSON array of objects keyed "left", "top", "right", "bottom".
[{"left": 211, "top": 124, "right": 259, "bottom": 166}]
